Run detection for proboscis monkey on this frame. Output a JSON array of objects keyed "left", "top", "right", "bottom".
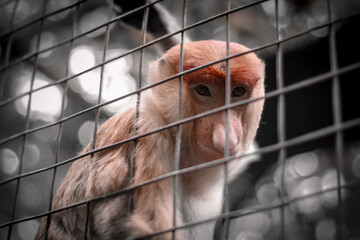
[{"left": 36, "top": 40, "right": 265, "bottom": 240}]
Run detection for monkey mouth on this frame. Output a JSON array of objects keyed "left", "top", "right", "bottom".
[
  {"left": 198, "top": 142, "right": 239, "bottom": 159},
  {"left": 198, "top": 143, "right": 224, "bottom": 155}
]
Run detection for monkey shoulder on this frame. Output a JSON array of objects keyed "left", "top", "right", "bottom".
[
  {"left": 53, "top": 97, "right": 172, "bottom": 199},
  {"left": 96, "top": 94, "right": 169, "bottom": 147},
  {"left": 135, "top": 94, "right": 173, "bottom": 145}
]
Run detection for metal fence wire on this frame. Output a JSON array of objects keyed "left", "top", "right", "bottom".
[{"left": 0, "top": 0, "right": 360, "bottom": 239}]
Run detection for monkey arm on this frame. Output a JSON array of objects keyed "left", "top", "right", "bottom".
[
  {"left": 35, "top": 107, "right": 135, "bottom": 240},
  {"left": 122, "top": 99, "right": 184, "bottom": 239},
  {"left": 36, "top": 101, "right": 183, "bottom": 239}
]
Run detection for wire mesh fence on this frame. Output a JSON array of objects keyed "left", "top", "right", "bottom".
[{"left": 0, "top": 0, "right": 360, "bottom": 239}]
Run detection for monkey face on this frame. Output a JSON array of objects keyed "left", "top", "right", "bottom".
[
  {"left": 188, "top": 80, "right": 248, "bottom": 162},
  {"left": 149, "top": 40, "right": 265, "bottom": 165}
]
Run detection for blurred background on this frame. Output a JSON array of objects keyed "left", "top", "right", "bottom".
[{"left": 0, "top": 0, "right": 360, "bottom": 239}]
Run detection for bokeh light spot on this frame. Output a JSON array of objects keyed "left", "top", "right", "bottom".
[
  {"left": 295, "top": 177, "right": 322, "bottom": 214},
  {"left": 232, "top": 212, "right": 271, "bottom": 235},
  {"left": 69, "top": 46, "right": 136, "bottom": 114},
  {"left": 79, "top": 7, "right": 113, "bottom": 38},
  {"left": 321, "top": 169, "right": 345, "bottom": 208},
  {"left": 16, "top": 220, "right": 39, "bottom": 240},
  {"left": 70, "top": 46, "right": 96, "bottom": 74},
  {"left": 292, "top": 152, "right": 319, "bottom": 177},
  {"left": 256, "top": 183, "right": 278, "bottom": 205},
  {"left": 236, "top": 231, "right": 263, "bottom": 240},
  {"left": 30, "top": 31, "right": 57, "bottom": 58},
  {"left": 15, "top": 77, "right": 63, "bottom": 122},
  {"left": 18, "top": 181, "right": 42, "bottom": 208},
  {"left": 23, "top": 143, "right": 41, "bottom": 172},
  {"left": 0, "top": 148, "right": 19, "bottom": 175},
  {"left": 315, "top": 218, "right": 336, "bottom": 240},
  {"left": 78, "top": 121, "right": 96, "bottom": 146}
]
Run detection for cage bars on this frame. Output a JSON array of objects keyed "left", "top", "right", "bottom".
[
  {"left": 127, "top": 0, "right": 151, "bottom": 218},
  {"left": 0, "top": 0, "right": 19, "bottom": 100},
  {"left": 1, "top": 8, "right": 358, "bottom": 133},
  {"left": 82, "top": 1, "right": 115, "bottom": 238},
  {"left": 0, "top": 0, "right": 360, "bottom": 239},
  {"left": 172, "top": 0, "right": 187, "bottom": 239},
  {"left": 222, "top": 0, "right": 232, "bottom": 239},
  {"left": 0, "top": 0, "right": 268, "bottom": 107},
  {"left": 131, "top": 174, "right": 360, "bottom": 240},
  {"left": 6, "top": 1, "right": 48, "bottom": 239},
  {"left": 1, "top": 118, "right": 360, "bottom": 236},
  {"left": 2, "top": 11, "right": 359, "bottom": 151},
  {"left": 1, "top": 0, "right": 20, "bottom": 236},
  {"left": 0, "top": 0, "right": 163, "bottom": 75},
  {"left": 0, "top": 58, "right": 360, "bottom": 189},
  {"left": 0, "top": 0, "right": 87, "bottom": 40},
  {"left": 327, "top": 0, "right": 345, "bottom": 239},
  {"left": 1, "top": 112, "right": 360, "bottom": 231},
  {"left": 43, "top": 1, "right": 82, "bottom": 239},
  {"left": 274, "top": 0, "right": 286, "bottom": 239}
]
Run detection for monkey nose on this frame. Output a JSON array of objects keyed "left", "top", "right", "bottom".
[{"left": 212, "top": 123, "right": 238, "bottom": 153}]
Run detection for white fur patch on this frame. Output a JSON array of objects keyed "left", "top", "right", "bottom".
[{"left": 181, "top": 182, "right": 223, "bottom": 240}]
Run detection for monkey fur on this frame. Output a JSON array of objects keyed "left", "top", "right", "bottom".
[{"left": 35, "top": 40, "right": 265, "bottom": 240}]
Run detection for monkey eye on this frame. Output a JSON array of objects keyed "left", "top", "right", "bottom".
[
  {"left": 195, "top": 84, "right": 211, "bottom": 97},
  {"left": 231, "top": 86, "right": 247, "bottom": 98}
]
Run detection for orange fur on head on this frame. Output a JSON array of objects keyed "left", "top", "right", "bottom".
[{"left": 149, "top": 40, "right": 264, "bottom": 164}]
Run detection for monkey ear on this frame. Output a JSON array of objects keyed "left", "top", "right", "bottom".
[{"left": 149, "top": 56, "right": 177, "bottom": 85}]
